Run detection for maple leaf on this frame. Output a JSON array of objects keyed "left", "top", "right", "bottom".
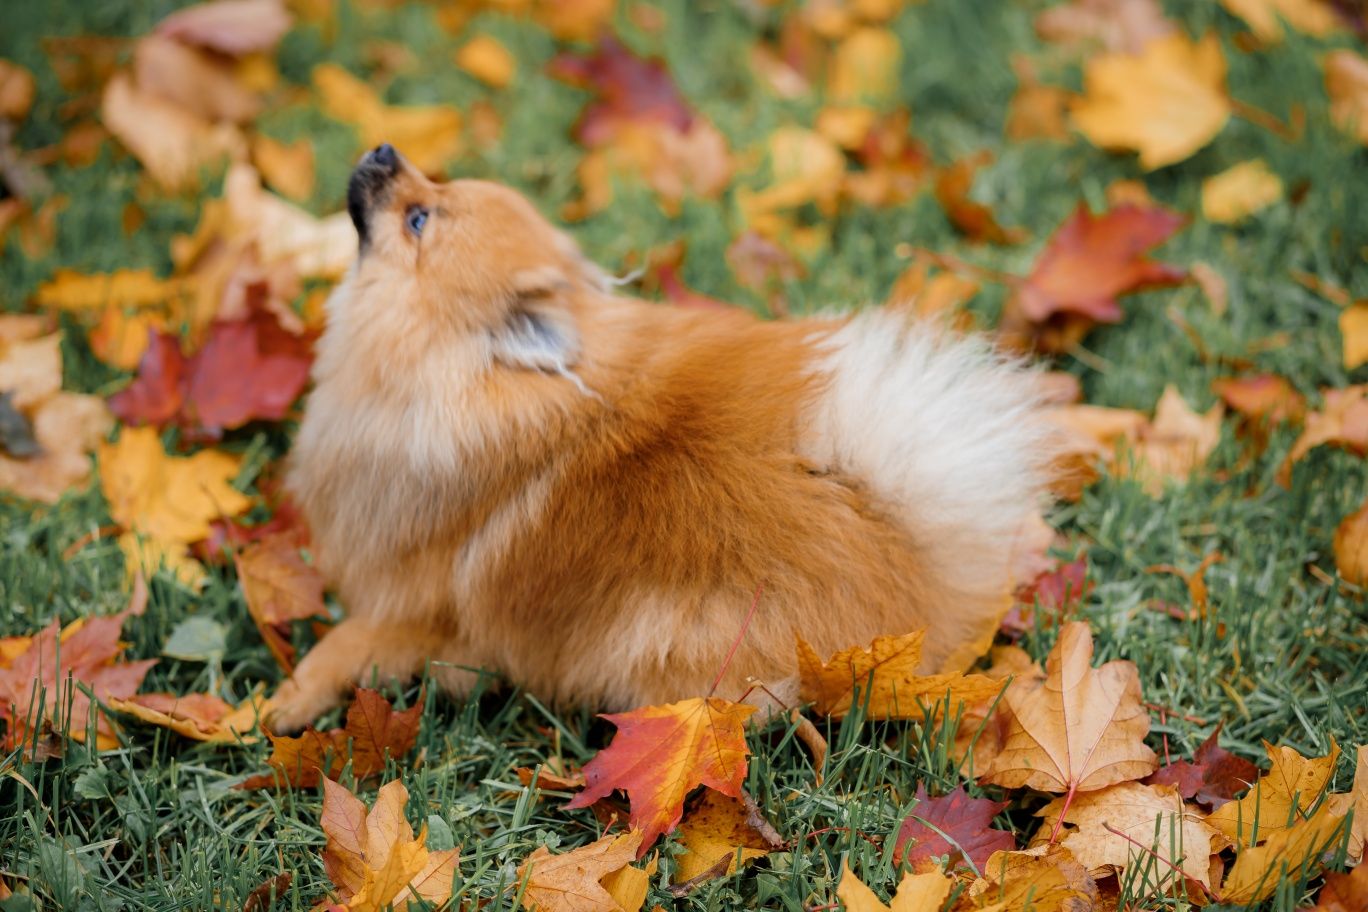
[
  {"left": 1314, "top": 863, "right": 1368, "bottom": 911},
  {"left": 981, "top": 621, "right": 1158, "bottom": 800},
  {"left": 515, "top": 832, "right": 645, "bottom": 912},
  {"left": 1207, "top": 741, "right": 1340, "bottom": 847},
  {"left": 933, "top": 152, "right": 1026, "bottom": 245},
  {"left": 235, "top": 533, "right": 327, "bottom": 673},
  {"left": 892, "top": 785, "right": 1014, "bottom": 876},
  {"left": 1036, "top": 781, "right": 1223, "bottom": 892},
  {"left": 1326, "top": 50, "right": 1368, "bottom": 146},
  {"left": 565, "top": 697, "right": 756, "bottom": 854},
  {"left": 672, "top": 790, "right": 781, "bottom": 885},
  {"left": 836, "top": 862, "right": 954, "bottom": 912},
  {"left": 1145, "top": 726, "right": 1260, "bottom": 809},
  {"left": 1071, "top": 32, "right": 1230, "bottom": 170},
  {"left": 155, "top": 0, "right": 293, "bottom": 56},
  {"left": 1219, "top": 802, "right": 1347, "bottom": 905},
  {"left": 313, "top": 63, "right": 462, "bottom": 174},
  {"left": 1221, "top": 0, "right": 1340, "bottom": 43},
  {"left": 963, "top": 845, "right": 1099, "bottom": 911},
  {"left": 240, "top": 688, "right": 421, "bottom": 789},
  {"left": 0, "top": 591, "right": 154, "bottom": 751},
  {"left": 1281, "top": 386, "right": 1368, "bottom": 484},
  {"left": 318, "top": 777, "right": 458, "bottom": 911},
  {"left": 798, "top": 631, "right": 1004, "bottom": 722},
  {"left": 107, "top": 690, "right": 265, "bottom": 743}
]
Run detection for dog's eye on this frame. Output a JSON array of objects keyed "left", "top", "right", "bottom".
[{"left": 405, "top": 205, "right": 429, "bottom": 237}]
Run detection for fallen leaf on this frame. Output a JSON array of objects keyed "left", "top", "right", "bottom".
[
  {"left": 964, "top": 845, "right": 1099, "bottom": 911},
  {"left": 456, "top": 35, "right": 516, "bottom": 88},
  {"left": 1037, "top": 781, "right": 1223, "bottom": 891},
  {"left": 236, "top": 533, "right": 326, "bottom": 673},
  {"left": 313, "top": 63, "right": 462, "bottom": 173},
  {"left": 156, "top": 0, "right": 292, "bottom": 56},
  {"left": 251, "top": 134, "right": 314, "bottom": 202},
  {"left": 672, "top": 791, "right": 779, "bottom": 884},
  {"left": 1042, "top": 403, "right": 1149, "bottom": 497},
  {"left": 1005, "top": 56, "right": 1072, "bottom": 141},
  {"left": 1003, "top": 555, "right": 1091, "bottom": 637},
  {"left": 1314, "top": 865, "right": 1368, "bottom": 912},
  {"left": 836, "top": 862, "right": 954, "bottom": 912},
  {"left": 32, "top": 267, "right": 192, "bottom": 314},
  {"left": 1071, "top": 32, "right": 1230, "bottom": 170},
  {"left": 1213, "top": 375, "right": 1306, "bottom": 425},
  {"left": 1340, "top": 303, "right": 1368, "bottom": 371},
  {"left": 242, "top": 872, "right": 292, "bottom": 912},
  {"left": 1334, "top": 498, "right": 1368, "bottom": 586},
  {"left": 0, "top": 596, "right": 154, "bottom": 751},
  {"left": 1219, "top": 802, "right": 1346, "bottom": 904},
  {"left": 1146, "top": 727, "right": 1260, "bottom": 810},
  {"left": 1335, "top": 744, "right": 1366, "bottom": 862},
  {"left": 565, "top": 697, "right": 756, "bottom": 854},
  {"left": 1127, "top": 386, "right": 1224, "bottom": 493},
  {"left": 516, "top": 831, "right": 643, "bottom": 912},
  {"left": 241, "top": 688, "right": 421, "bottom": 788},
  {"left": 134, "top": 34, "right": 262, "bottom": 124},
  {"left": 223, "top": 163, "right": 355, "bottom": 280},
  {"left": 517, "top": 764, "right": 587, "bottom": 793},
  {"left": 739, "top": 126, "right": 845, "bottom": 236},
  {"left": 600, "top": 854, "right": 656, "bottom": 912},
  {"left": 1003, "top": 202, "right": 1187, "bottom": 353},
  {"left": 797, "top": 631, "right": 1003, "bottom": 721},
  {"left": 1281, "top": 385, "right": 1368, "bottom": 483},
  {"left": 981, "top": 621, "right": 1158, "bottom": 795},
  {"left": 319, "top": 777, "right": 458, "bottom": 910},
  {"left": 893, "top": 785, "right": 1014, "bottom": 876},
  {"left": 1035, "top": 0, "right": 1175, "bottom": 54},
  {"left": 885, "top": 255, "right": 979, "bottom": 326},
  {"left": 933, "top": 152, "right": 1026, "bottom": 245},
  {"left": 0, "top": 59, "right": 36, "bottom": 121},
  {"left": 107, "top": 691, "right": 264, "bottom": 743},
  {"left": 1207, "top": 741, "right": 1340, "bottom": 847},
  {"left": 826, "top": 26, "right": 900, "bottom": 108},
  {"left": 1202, "top": 159, "right": 1283, "bottom": 224},
  {"left": 1220, "top": 0, "right": 1339, "bottom": 43},
  {"left": 0, "top": 329, "right": 61, "bottom": 409},
  {"left": 1326, "top": 50, "right": 1368, "bottom": 146},
  {"left": 843, "top": 110, "right": 931, "bottom": 209}
]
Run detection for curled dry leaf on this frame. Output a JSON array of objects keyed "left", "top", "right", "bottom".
[
  {"left": 798, "top": 631, "right": 1003, "bottom": 722},
  {"left": 107, "top": 691, "right": 265, "bottom": 743},
  {"left": 1042, "top": 403, "right": 1148, "bottom": 499},
  {"left": 981, "top": 621, "right": 1158, "bottom": 795},
  {"left": 1202, "top": 159, "right": 1284, "bottom": 224},
  {"left": 319, "top": 777, "right": 458, "bottom": 911},
  {"left": 236, "top": 533, "right": 327, "bottom": 673},
  {"left": 836, "top": 862, "right": 954, "bottom": 912},
  {"left": 1071, "top": 33, "right": 1230, "bottom": 170},
  {"left": 893, "top": 785, "right": 1014, "bottom": 876},
  {"left": 1145, "top": 726, "right": 1260, "bottom": 810},
  {"left": 156, "top": 0, "right": 292, "bottom": 56},
  {"left": 565, "top": 697, "right": 756, "bottom": 854},
  {"left": 1314, "top": 865, "right": 1368, "bottom": 912},
  {"left": 671, "top": 790, "right": 779, "bottom": 884},
  {"left": 241, "top": 687, "right": 420, "bottom": 788},
  {"left": 1206, "top": 740, "right": 1340, "bottom": 847},
  {"left": 516, "top": 831, "right": 643, "bottom": 912},
  {"left": 1003, "top": 555, "right": 1090, "bottom": 637},
  {"left": 1219, "top": 802, "right": 1346, "bottom": 905},
  {"left": 1036, "top": 781, "right": 1223, "bottom": 891}
]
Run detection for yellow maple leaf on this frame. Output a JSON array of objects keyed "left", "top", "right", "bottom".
[
  {"left": 836, "top": 862, "right": 953, "bottom": 912},
  {"left": 1207, "top": 741, "right": 1340, "bottom": 847},
  {"left": 516, "top": 831, "right": 643, "bottom": 912},
  {"left": 1071, "top": 32, "right": 1230, "bottom": 170},
  {"left": 313, "top": 63, "right": 462, "bottom": 173},
  {"left": 1202, "top": 159, "right": 1284, "bottom": 224},
  {"left": 672, "top": 791, "right": 776, "bottom": 884},
  {"left": 106, "top": 692, "right": 264, "bottom": 744},
  {"left": 797, "top": 631, "right": 1003, "bottom": 721},
  {"left": 981, "top": 621, "right": 1158, "bottom": 795},
  {"left": 1219, "top": 803, "right": 1347, "bottom": 904}
]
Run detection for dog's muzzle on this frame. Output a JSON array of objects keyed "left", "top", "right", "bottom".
[{"left": 348, "top": 143, "right": 400, "bottom": 247}]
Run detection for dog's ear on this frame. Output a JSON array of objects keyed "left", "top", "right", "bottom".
[{"left": 490, "top": 265, "right": 581, "bottom": 374}]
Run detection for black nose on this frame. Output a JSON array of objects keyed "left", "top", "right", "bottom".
[
  {"left": 369, "top": 143, "right": 397, "bottom": 171},
  {"left": 348, "top": 144, "right": 402, "bottom": 248}
]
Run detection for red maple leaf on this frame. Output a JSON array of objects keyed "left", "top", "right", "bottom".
[
  {"left": 892, "top": 785, "right": 1015, "bottom": 875},
  {"left": 1145, "top": 726, "right": 1260, "bottom": 810},
  {"left": 548, "top": 36, "right": 693, "bottom": 147}
]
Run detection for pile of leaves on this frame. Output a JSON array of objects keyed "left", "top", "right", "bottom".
[{"left": 1, "top": 0, "right": 1367, "bottom": 909}]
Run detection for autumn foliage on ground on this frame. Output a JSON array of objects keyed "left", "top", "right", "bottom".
[{"left": 1, "top": 0, "right": 1367, "bottom": 910}]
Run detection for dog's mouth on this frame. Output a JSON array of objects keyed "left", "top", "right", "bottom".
[{"left": 347, "top": 142, "right": 400, "bottom": 248}]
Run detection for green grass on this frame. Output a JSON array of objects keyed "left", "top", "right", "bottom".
[{"left": 1, "top": 0, "right": 1366, "bottom": 909}]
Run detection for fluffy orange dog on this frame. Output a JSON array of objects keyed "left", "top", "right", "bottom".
[{"left": 270, "top": 143, "right": 1055, "bottom": 730}]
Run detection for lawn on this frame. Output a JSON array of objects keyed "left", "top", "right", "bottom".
[{"left": 0, "top": 1, "right": 1366, "bottom": 910}]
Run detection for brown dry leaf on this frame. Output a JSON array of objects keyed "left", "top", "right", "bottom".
[
  {"left": 1036, "top": 782, "right": 1223, "bottom": 891},
  {"left": 1315, "top": 865, "right": 1368, "bottom": 912},
  {"left": 1326, "top": 50, "right": 1368, "bottom": 146},
  {"left": 0, "top": 59, "right": 36, "bottom": 121},
  {"left": 1340, "top": 303, "right": 1368, "bottom": 371},
  {"left": 672, "top": 791, "right": 778, "bottom": 884},
  {"left": 1147, "top": 551, "right": 1223, "bottom": 620},
  {"left": 100, "top": 72, "right": 245, "bottom": 191},
  {"left": 251, "top": 135, "right": 314, "bottom": 202},
  {"left": 1207, "top": 741, "right": 1340, "bottom": 847},
  {"left": 1281, "top": 385, "right": 1368, "bottom": 483},
  {"left": 1220, "top": 0, "right": 1339, "bottom": 42},
  {"left": 835, "top": 862, "right": 954, "bottom": 912},
  {"left": 456, "top": 35, "right": 516, "bottom": 88},
  {"left": 1202, "top": 159, "right": 1283, "bottom": 224},
  {"left": 516, "top": 831, "right": 643, "bottom": 912},
  {"left": 1335, "top": 498, "right": 1368, "bottom": 586},
  {"left": 313, "top": 63, "right": 462, "bottom": 173},
  {"left": 1127, "top": 385, "right": 1224, "bottom": 494},
  {"left": 236, "top": 533, "right": 326, "bottom": 673},
  {"left": 90, "top": 307, "right": 166, "bottom": 370},
  {"left": 1035, "top": 0, "right": 1175, "bottom": 54},
  {"left": 1219, "top": 802, "right": 1346, "bottom": 905},
  {"left": 319, "top": 777, "right": 459, "bottom": 911},
  {"left": 1071, "top": 33, "right": 1230, "bottom": 170},
  {"left": 797, "top": 631, "right": 1003, "bottom": 721},
  {"left": 964, "top": 845, "right": 1099, "bottom": 911},
  {"left": 134, "top": 34, "right": 262, "bottom": 124},
  {"left": 981, "top": 621, "right": 1158, "bottom": 795},
  {"left": 107, "top": 691, "right": 264, "bottom": 743}
]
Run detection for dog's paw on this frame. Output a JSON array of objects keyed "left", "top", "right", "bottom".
[{"left": 262, "top": 679, "right": 338, "bottom": 735}]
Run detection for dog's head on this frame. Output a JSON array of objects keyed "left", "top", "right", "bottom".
[{"left": 344, "top": 143, "right": 605, "bottom": 374}]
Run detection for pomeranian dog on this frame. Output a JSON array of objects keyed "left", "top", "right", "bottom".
[{"left": 268, "top": 143, "right": 1055, "bottom": 731}]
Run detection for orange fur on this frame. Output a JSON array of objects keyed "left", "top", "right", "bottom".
[{"left": 271, "top": 146, "right": 1054, "bottom": 730}]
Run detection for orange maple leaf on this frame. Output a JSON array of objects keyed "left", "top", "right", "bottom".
[
  {"left": 239, "top": 688, "right": 421, "bottom": 789},
  {"left": 565, "top": 697, "right": 756, "bottom": 854},
  {"left": 981, "top": 622, "right": 1158, "bottom": 810}
]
